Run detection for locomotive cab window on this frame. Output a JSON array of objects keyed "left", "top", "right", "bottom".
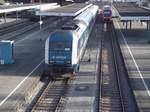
[
  {"left": 103, "top": 10, "right": 111, "bottom": 17},
  {"left": 49, "top": 41, "right": 71, "bottom": 51}
]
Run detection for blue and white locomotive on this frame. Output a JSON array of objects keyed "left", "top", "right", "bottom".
[{"left": 44, "top": 5, "right": 98, "bottom": 77}]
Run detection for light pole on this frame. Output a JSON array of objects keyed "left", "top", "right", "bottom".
[{"left": 39, "top": 0, "right": 42, "bottom": 30}]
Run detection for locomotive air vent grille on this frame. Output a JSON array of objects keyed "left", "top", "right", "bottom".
[{"left": 61, "top": 21, "right": 78, "bottom": 30}]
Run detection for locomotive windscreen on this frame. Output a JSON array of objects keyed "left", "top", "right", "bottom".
[
  {"left": 49, "top": 41, "right": 71, "bottom": 51},
  {"left": 103, "top": 10, "right": 111, "bottom": 17},
  {"left": 48, "top": 38, "right": 72, "bottom": 65}
]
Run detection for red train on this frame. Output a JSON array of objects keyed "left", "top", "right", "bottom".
[{"left": 100, "top": 5, "right": 112, "bottom": 23}]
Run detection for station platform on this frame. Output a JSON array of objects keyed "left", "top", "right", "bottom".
[
  {"left": 141, "top": 6, "right": 150, "bottom": 11},
  {"left": 0, "top": 3, "right": 58, "bottom": 13},
  {"left": 36, "top": 3, "right": 92, "bottom": 17},
  {"left": 113, "top": 3, "right": 150, "bottom": 21},
  {"left": 114, "top": 19, "right": 150, "bottom": 111},
  {"left": 63, "top": 20, "right": 102, "bottom": 111},
  {"left": 0, "top": 18, "right": 55, "bottom": 111}
]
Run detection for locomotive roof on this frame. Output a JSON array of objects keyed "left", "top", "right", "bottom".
[
  {"left": 50, "top": 30, "right": 73, "bottom": 38},
  {"left": 103, "top": 5, "right": 111, "bottom": 10},
  {"left": 61, "top": 21, "right": 78, "bottom": 30},
  {"left": 61, "top": 19, "right": 86, "bottom": 30}
]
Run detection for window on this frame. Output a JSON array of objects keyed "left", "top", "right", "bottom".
[
  {"left": 49, "top": 41, "right": 71, "bottom": 51},
  {"left": 104, "top": 10, "right": 111, "bottom": 17}
]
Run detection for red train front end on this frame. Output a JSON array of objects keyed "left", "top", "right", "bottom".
[{"left": 100, "top": 5, "right": 112, "bottom": 23}]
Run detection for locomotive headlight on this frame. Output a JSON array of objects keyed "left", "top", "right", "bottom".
[
  {"left": 49, "top": 61, "right": 54, "bottom": 63},
  {"left": 65, "top": 60, "right": 70, "bottom": 64},
  {"left": 65, "top": 48, "right": 70, "bottom": 51}
]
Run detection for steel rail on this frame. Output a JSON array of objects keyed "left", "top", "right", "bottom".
[
  {"left": 0, "top": 21, "right": 32, "bottom": 35},
  {"left": 99, "top": 23, "right": 125, "bottom": 112},
  {"left": 109, "top": 23, "right": 125, "bottom": 112},
  {"left": 30, "top": 78, "right": 69, "bottom": 112}
]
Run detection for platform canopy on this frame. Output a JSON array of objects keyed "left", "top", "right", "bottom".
[
  {"left": 114, "top": 3, "right": 150, "bottom": 21},
  {"left": 36, "top": 3, "right": 92, "bottom": 17},
  {"left": 0, "top": 3, "right": 58, "bottom": 13}
]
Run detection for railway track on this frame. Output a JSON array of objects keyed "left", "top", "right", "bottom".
[
  {"left": 0, "top": 21, "right": 33, "bottom": 36},
  {"left": 96, "top": 22, "right": 138, "bottom": 112},
  {"left": 0, "top": 17, "right": 63, "bottom": 40},
  {"left": 99, "top": 23, "right": 124, "bottom": 112},
  {"left": 27, "top": 77, "right": 70, "bottom": 112},
  {"left": 0, "top": 19, "right": 28, "bottom": 30}
]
